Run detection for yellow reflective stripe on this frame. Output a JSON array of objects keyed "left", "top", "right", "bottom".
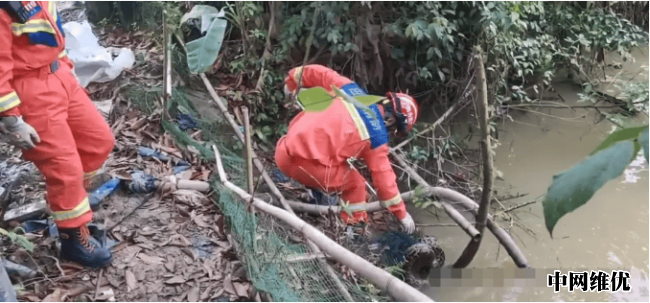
[
  {"left": 50, "top": 197, "right": 91, "bottom": 222},
  {"left": 83, "top": 170, "right": 98, "bottom": 180},
  {"left": 380, "top": 194, "right": 402, "bottom": 208},
  {"left": 0, "top": 92, "right": 21, "bottom": 112},
  {"left": 48, "top": 1, "right": 58, "bottom": 23},
  {"left": 342, "top": 99, "right": 370, "bottom": 140},
  {"left": 347, "top": 202, "right": 368, "bottom": 212},
  {"left": 11, "top": 20, "right": 56, "bottom": 36},
  {"left": 292, "top": 66, "right": 304, "bottom": 86},
  {"left": 58, "top": 50, "right": 67, "bottom": 58}
]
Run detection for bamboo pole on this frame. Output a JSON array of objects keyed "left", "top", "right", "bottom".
[
  {"left": 161, "top": 11, "right": 172, "bottom": 120},
  {"left": 242, "top": 107, "right": 254, "bottom": 195},
  {"left": 199, "top": 74, "right": 352, "bottom": 301},
  {"left": 453, "top": 46, "right": 493, "bottom": 268},
  {"left": 213, "top": 145, "right": 433, "bottom": 302}
]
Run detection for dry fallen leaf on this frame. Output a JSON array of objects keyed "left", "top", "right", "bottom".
[
  {"left": 233, "top": 282, "right": 250, "bottom": 298},
  {"left": 125, "top": 270, "right": 137, "bottom": 292},
  {"left": 138, "top": 254, "right": 165, "bottom": 265},
  {"left": 42, "top": 289, "right": 67, "bottom": 302},
  {"left": 188, "top": 286, "right": 200, "bottom": 302},
  {"left": 165, "top": 275, "right": 187, "bottom": 284}
]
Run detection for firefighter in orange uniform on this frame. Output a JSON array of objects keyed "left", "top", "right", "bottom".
[
  {"left": 275, "top": 64, "right": 418, "bottom": 233},
  {"left": 0, "top": 1, "right": 114, "bottom": 268}
]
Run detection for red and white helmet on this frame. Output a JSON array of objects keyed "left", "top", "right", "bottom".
[{"left": 386, "top": 92, "right": 419, "bottom": 135}]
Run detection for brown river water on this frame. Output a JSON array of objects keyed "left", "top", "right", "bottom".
[{"left": 414, "top": 47, "right": 649, "bottom": 301}]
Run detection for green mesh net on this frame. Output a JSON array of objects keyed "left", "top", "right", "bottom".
[{"left": 158, "top": 89, "right": 382, "bottom": 302}]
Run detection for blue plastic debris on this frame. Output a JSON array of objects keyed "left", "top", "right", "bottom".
[
  {"left": 129, "top": 171, "right": 158, "bottom": 193},
  {"left": 306, "top": 188, "right": 338, "bottom": 206},
  {"left": 177, "top": 114, "right": 199, "bottom": 131},
  {"left": 138, "top": 146, "right": 170, "bottom": 161},
  {"left": 0, "top": 259, "right": 17, "bottom": 302},
  {"left": 89, "top": 178, "right": 122, "bottom": 211},
  {"left": 1, "top": 259, "right": 36, "bottom": 279},
  {"left": 271, "top": 169, "right": 291, "bottom": 183},
  {"left": 376, "top": 231, "right": 420, "bottom": 266},
  {"left": 173, "top": 161, "right": 191, "bottom": 175}
]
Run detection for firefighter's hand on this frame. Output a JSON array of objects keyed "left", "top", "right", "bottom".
[
  {"left": 400, "top": 213, "right": 416, "bottom": 234},
  {"left": 0, "top": 116, "right": 41, "bottom": 150}
]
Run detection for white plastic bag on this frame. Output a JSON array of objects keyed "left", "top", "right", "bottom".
[{"left": 62, "top": 20, "right": 135, "bottom": 87}]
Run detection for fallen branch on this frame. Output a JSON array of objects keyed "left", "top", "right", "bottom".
[
  {"left": 454, "top": 46, "right": 492, "bottom": 268},
  {"left": 213, "top": 145, "right": 433, "bottom": 302}
]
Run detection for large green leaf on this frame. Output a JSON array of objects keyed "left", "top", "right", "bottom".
[
  {"left": 543, "top": 141, "right": 635, "bottom": 237},
  {"left": 297, "top": 87, "right": 385, "bottom": 112},
  {"left": 589, "top": 125, "right": 647, "bottom": 157},
  {"left": 182, "top": 6, "right": 228, "bottom": 74},
  {"left": 640, "top": 128, "right": 649, "bottom": 163},
  {"left": 330, "top": 85, "right": 379, "bottom": 121},
  {"left": 297, "top": 87, "right": 334, "bottom": 112}
]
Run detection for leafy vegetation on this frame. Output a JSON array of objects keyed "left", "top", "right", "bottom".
[{"left": 543, "top": 125, "right": 649, "bottom": 236}]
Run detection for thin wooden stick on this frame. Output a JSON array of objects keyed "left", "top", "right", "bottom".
[
  {"left": 243, "top": 107, "right": 254, "bottom": 195},
  {"left": 494, "top": 200, "right": 537, "bottom": 217},
  {"left": 161, "top": 11, "right": 172, "bottom": 120},
  {"left": 213, "top": 145, "right": 433, "bottom": 302}
]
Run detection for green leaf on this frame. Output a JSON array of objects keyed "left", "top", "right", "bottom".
[
  {"left": 0, "top": 227, "right": 34, "bottom": 252},
  {"left": 184, "top": 6, "right": 228, "bottom": 74},
  {"left": 354, "top": 95, "right": 386, "bottom": 106},
  {"left": 297, "top": 87, "right": 335, "bottom": 112},
  {"left": 543, "top": 141, "right": 635, "bottom": 237},
  {"left": 640, "top": 128, "right": 649, "bottom": 163},
  {"left": 589, "top": 125, "right": 647, "bottom": 157},
  {"left": 331, "top": 85, "right": 379, "bottom": 122}
]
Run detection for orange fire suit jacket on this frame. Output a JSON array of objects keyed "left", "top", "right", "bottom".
[
  {"left": 0, "top": 1, "right": 72, "bottom": 116},
  {"left": 283, "top": 65, "right": 407, "bottom": 219}
]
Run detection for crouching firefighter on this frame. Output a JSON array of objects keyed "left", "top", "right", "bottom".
[
  {"left": 0, "top": 1, "right": 115, "bottom": 268},
  {"left": 275, "top": 64, "right": 418, "bottom": 233}
]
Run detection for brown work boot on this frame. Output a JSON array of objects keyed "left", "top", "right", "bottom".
[{"left": 83, "top": 171, "right": 112, "bottom": 192}]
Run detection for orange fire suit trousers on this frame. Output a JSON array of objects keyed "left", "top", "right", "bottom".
[
  {"left": 12, "top": 60, "right": 115, "bottom": 228},
  {"left": 275, "top": 137, "right": 369, "bottom": 224}
]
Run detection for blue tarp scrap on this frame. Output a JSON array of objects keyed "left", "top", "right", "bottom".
[
  {"left": 88, "top": 178, "right": 122, "bottom": 210},
  {"left": 176, "top": 114, "right": 199, "bottom": 131},
  {"left": 376, "top": 231, "right": 421, "bottom": 266},
  {"left": 129, "top": 170, "right": 158, "bottom": 193},
  {"left": 138, "top": 146, "right": 170, "bottom": 161}
]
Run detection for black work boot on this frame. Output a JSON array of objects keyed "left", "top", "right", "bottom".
[{"left": 59, "top": 225, "right": 112, "bottom": 268}]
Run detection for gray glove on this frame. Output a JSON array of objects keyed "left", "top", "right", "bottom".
[
  {"left": 0, "top": 116, "right": 41, "bottom": 150},
  {"left": 400, "top": 213, "right": 416, "bottom": 234}
]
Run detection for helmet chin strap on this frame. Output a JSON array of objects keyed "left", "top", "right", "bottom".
[{"left": 386, "top": 92, "right": 409, "bottom": 136}]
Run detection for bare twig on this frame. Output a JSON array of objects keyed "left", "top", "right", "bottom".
[
  {"left": 42, "top": 255, "right": 65, "bottom": 277},
  {"left": 494, "top": 200, "right": 537, "bottom": 217},
  {"left": 93, "top": 268, "right": 104, "bottom": 301}
]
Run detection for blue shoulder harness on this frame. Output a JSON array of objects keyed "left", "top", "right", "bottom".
[{"left": 341, "top": 83, "right": 389, "bottom": 149}]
